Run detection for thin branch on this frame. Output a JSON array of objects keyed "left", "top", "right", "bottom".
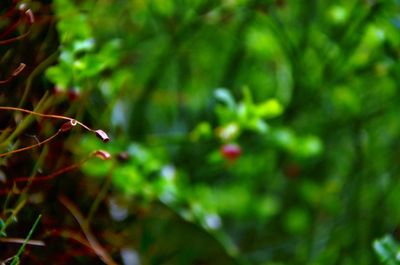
[
  {"left": 59, "top": 195, "right": 118, "bottom": 265},
  {"left": 8, "top": 153, "right": 93, "bottom": 184},
  {"left": 0, "top": 19, "right": 21, "bottom": 39},
  {"left": 0, "top": 237, "right": 45, "bottom": 246},
  {"left": 45, "top": 228, "right": 93, "bottom": 249},
  {"left": 0, "top": 150, "right": 111, "bottom": 196},
  {"left": 0, "top": 63, "right": 26, "bottom": 85},
  {"left": 87, "top": 162, "right": 115, "bottom": 222},
  {"left": 0, "top": 106, "right": 92, "bottom": 131},
  {"left": 0, "top": 106, "right": 110, "bottom": 157},
  {"left": 10, "top": 214, "right": 42, "bottom": 265},
  {"left": 0, "top": 130, "right": 60, "bottom": 158},
  {"left": 0, "top": 106, "right": 110, "bottom": 142},
  {"left": 0, "top": 8, "right": 35, "bottom": 46},
  {"left": 0, "top": 29, "right": 31, "bottom": 46}
]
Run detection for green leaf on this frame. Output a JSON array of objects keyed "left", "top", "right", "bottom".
[
  {"left": 45, "top": 65, "right": 72, "bottom": 90},
  {"left": 255, "top": 99, "right": 283, "bottom": 118},
  {"left": 73, "top": 38, "right": 96, "bottom": 53},
  {"left": 214, "top": 88, "right": 236, "bottom": 110},
  {"left": 273, "top": 128, "right": 297, "bottom": 151},
  {"left": 113, "top": 164, "right": 142, "bottom": 194},
  {"left": 296, "top": 135, "right": 323, "bottom": 158},
  {"left": 284, "top": 208, "right": 310, "bottom": 234},
  {"left": 373, "top": 235, "right": 400, "bottom": 264}
]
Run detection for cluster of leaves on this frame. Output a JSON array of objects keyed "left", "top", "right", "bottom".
[
  {"left": 374, "top": 235, "right": 400, "bottom": 265},
  {"left": 45, "top": 0, "right": 121, "bottom": 94}
]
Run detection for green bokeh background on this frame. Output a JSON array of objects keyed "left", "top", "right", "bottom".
[{"left": 3, "top": 0, "right": 400, "bottom": 264}]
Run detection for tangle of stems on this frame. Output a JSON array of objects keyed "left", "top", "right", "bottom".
[
  {"left": 0, "top": 4, "right": 35, "bottom": 46},
  {"left": 0, "top": 106, "right": 109, "bottom": 158}
]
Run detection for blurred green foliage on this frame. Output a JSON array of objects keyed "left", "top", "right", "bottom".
[
  {"left": 5, "top": 0, "right": 400, "bottom": 264},
  {"left": 48, "top": 0, "right": 400, "bottom": 264},
  {"left": 374, "top": 235, "right": 400, "bottom": 265}
]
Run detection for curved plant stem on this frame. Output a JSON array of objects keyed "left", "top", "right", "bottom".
[
  {"left": 0, "top": 198, "right": 27, "bottom": 236},
  {"left": 0, "top": 106, "right": 92, "bottom": 131},
  {"left": 0, "top": 106, "right": 110, "bottom": 144},
  {"left": 87, "top": 162, "right": 115, "bottom": 222},
  {"left": 0, "top": 237, "right": 45, "bottom": 246},
  {"left": 0, "top": 8, "right": 35, "bottom": 46},
  {"left": 18, "top": 52, "right": 58, "bottom": 107},
  {"left": 0, "top": 130, "right": 61, "bottom": 158},
  {"left": 0, "top": 106, "right": 110, "bottom": 159},
  {"left": 2, "top": 149, "right": 108, "bottom": 185},
  {"left": 59, "top": 195, "right": 118, "bottom": 265},
  {"left": 0, "top": 29, "right": 31, "bottom": 46},
  {"left": 0, "top": 106, "right": 109, "bottom": 158},
  {"left": 0, "top": 63, "right": 26, "bottom": 84},
  {"left": 8, "top": 155, "right": 93, "bottom": 184},
  {"left": 10, "top": 214, "right": 42, "bottom": 265},
  {"left": 1, "top": 92, "right": 51, "bottom": 150}
]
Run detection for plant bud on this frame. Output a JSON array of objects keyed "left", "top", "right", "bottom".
[
  {"left": 59, "top": 119, "right": 77, "bottom": 132},
  {"left": 95, "top": 129, "right": 110, "bottom": 143},
  {"left": 94, "top": 150, "right": 111, "bottom": 160}
]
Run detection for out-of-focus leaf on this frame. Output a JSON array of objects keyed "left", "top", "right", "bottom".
[
  {"left": 284, "top": 207, "right": 310, "bottom": 234},
  {"left": 191, "top": 122, "right": 213, "bottom": 141},
  {"left": 73, "top": 38, "right": 95, "bottom": 53},
  {"left": 256, "top": 99, "right": 283, "bottom": 118},
  {"left": 296, "top": 135, "right": 323, "bottom": 158},
  {"left": 214, "top": 88, "right": 236, "bottom": 110},
  {"left": 328, "top": 5, "right": 348, "bottom": 24},
  {"left": 373, "top": 235, "right": 400, "bottom": 265}
]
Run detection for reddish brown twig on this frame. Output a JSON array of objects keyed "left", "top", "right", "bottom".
[
  {"left": 45, "top": 228, "right": 93, "bottom": 250},
  {"left": 0, "top": 106, "right": 110, "bottom": 141},
  {"left": 0, "top": 6, "right": 35, "bottom": 46},
  {"left": 0, "top": 63, "right": 26, "bottom": 84},
  {"left": 0, "top": 129, "right": 60, "bottom": 158},
  {"left": 59, "top": 195, "right": 118, "bottom": 265},
  {"left": 0, "top": 106, "right": 110, "bottom": 158},
  {"left": 5, "top": 150, "right": 111, "bottom": 184}
]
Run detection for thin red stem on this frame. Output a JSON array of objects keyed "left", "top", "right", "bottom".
[
  {"left": 0, "top": 19, "right": 22, "bottom": 39},
  {"left": 59, "top": 195, "right": 118, "bottom": 265},
  {"left": 0, "top": 106, "right": 93, "bottom": 131},
  {"left": 0, "top": 8, "right": 34, "bottom": 46},
  {"left": 9, "top": 156, "right": 91, "bottom": 184},
  {"left": 0, "top": 63, "right": 26, "bottom": 84},
  {"left": 0, "top": 130, "right": 61, "bottom": 158}
]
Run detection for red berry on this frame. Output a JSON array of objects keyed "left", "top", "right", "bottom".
[
  {"left": 67, "top": 88, "right": 80, "bottom": 101},
  {"left": 220, "top": 143, "right": 241, "bottom": 161}
]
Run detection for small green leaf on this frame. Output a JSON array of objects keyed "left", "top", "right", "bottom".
[
  {"left": 256, "top": 99, "right": 283, "bottom": 118},
  {"left": 73, "top": 38, "right": 95, "bottom": 53},
  {"left": 245, "top": 119, "right": 269, "bottom": 134},
  {"left": 328, "top": 5, "right": 348, "bottom": 24},
  {"left": 297, "top": 135, "right": 323, "bottom": 157},
  {"left": 373, "top": 235, "right": 400, "bottom": 264},
  {"left": 214, "top": 88, "right": 236, "bottom": 110},
  {"left": 284, "top": 208, "right": 310, "bottom": 234},
  {"left": 191, "top": 122, "right": 212, "bottom": 140},
  {"left": 45, "top": 65, "right": 72, "bottom": 90},
  {"left": 273, "top": 128, "right": 297, "bottom": 151}
]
